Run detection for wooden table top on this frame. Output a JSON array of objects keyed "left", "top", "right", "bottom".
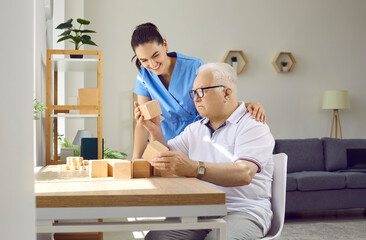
[{"left": 35, "top": 166, "right": 225, "bottom": 208}]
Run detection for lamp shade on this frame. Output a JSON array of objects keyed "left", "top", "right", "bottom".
[
  {"left": 73, "top": 130, "right": 92, "bottom": 146},
  {"left": 322, "top": 90, "right": 350, "bottom": 110}
]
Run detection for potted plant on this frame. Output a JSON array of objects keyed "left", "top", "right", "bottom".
[
  {"left": 33, "top": 99, "right": 47, "bottom": 120},
  {"left": 58, "top": 135, "right": 77, "bottom": 161},
  {"left": 280, "top": 61, "right": 289, "bottom": 72},
  {"left": 55, "top": 18, "right": 98, "bottom": 58}
]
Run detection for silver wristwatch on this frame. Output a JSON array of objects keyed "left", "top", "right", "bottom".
[{"left": 197, "top": 161, "right": 206, "bottom": 179}]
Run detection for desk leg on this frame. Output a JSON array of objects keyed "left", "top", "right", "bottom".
[
  {"left": 98, "top": 219, "right": 103, "bottom": 240},
  {"left": 37, "top": 220, "right": 54, "bottom": 240},
  {"left": 216, "top": 223, "right": 226, "bottom": 240}
]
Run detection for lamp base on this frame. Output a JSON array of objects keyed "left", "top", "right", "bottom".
[{"left": 330, "top": 109, "right": 342, "bottom": 139}]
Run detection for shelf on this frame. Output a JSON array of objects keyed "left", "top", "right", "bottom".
[
  {"left": 272, "top": 52, "right": 296, "bottom": 73},
  {"left": 51, "top": 114, "right": 98, "bottom": 118},
  {"left": 52, "top": 58, "right": 98, "bottom": 72},
  {"left": 46, "top": 49, "right": 103, "bottom": 165},
  {"left": 222, "top": 50, "right": 248, "bottom": 74}
]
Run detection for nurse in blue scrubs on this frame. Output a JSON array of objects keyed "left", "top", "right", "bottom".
[{"left": 131, "top": 23, "right": 266, "bottom": 159}]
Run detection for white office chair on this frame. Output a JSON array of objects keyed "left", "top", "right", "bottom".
[{"left": 261, "top": 153, "right": 288, "bottom": 240}]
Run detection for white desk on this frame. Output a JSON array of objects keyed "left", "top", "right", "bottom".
[{"left": 35, "top": 166, "right": 227, "bottom": 239}]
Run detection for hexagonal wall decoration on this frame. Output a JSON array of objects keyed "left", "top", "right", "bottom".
[
  {"left": 222, "top": 50, "right": 248, "bottom": 74},
  {"left": 272, "top": 52, "right": 296, "bottom": 73}
]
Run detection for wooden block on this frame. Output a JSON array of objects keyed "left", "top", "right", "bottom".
[
  {"left": 107, "top": 159, "right": 132, "bottom": 179},
  {"left": 76, "top": 157, "right": 83, "bottom": 166},
  {"left": 70, "top": 165, "right": 79, "bottom": 171},
  {"left": 57, "top": 164, "right": 70, "bottom": 171},
  {"left": 139, "top": 100, "right": 162, "bottom": 120},
  {"left": 66, "top": 157, "right": 73, "bottom": 166},
  {"left": 78, "top": 88, "right": 98, "bottom": 114},
  {"left": 142, "top": 141, "right": 169, "bottom": 163},
  {"left": 80, "top": 165, "right": 88, "bottom": 171},
  {"left": 89, "top": 160, "right": 108, "bottom": 178},
  {"left": 133, "top": 159, "right": 151, "bottom": 178},
  {"left": 82, "top": 160, "right": 89, "bottom": 166},
  {"left": 114, "top": 160, "right": 132, "bottom": 179}
]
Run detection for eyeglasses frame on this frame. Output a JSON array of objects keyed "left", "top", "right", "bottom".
[{"left": 189, "top": 85, "right": 226, "bottom": 100}]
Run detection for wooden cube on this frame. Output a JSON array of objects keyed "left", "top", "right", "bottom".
[
  {"left": 114, "top": 160, "right": 132, "bottom": 179},
  {"left": 139, "top": 100, "right": 162, "bottom": 120},
  {"left": 142, "top": 141, "right": 169, "bottom": 163},
  {"left": 133, "top": 159, "right": 151, "bottom": 178},
  {"left": 82, "top": 160, "right": 89, "bottom": 166},
  {"left": 107, "top": 159, "right": 132, "bottom": 179},
  {"left": 66, "top": 157, "right": 83, "bottom": 166},
  {"left": 57, "top": 164, "right": 70, "bottom": 171},
  {"left": 66, "top": 157, "right": 73, "bottom": 166},
  {"left": 70, "top": 165, "right": 79, "bottom": 171},
  {"left": 78, "top": 88, "right": 98, "bottom": 114},
  {"left": 89, "top": 160, "right": 108, "bottom": 178},
  {"left": 76, "top": 157, "right": 83, "bottom": 166}
]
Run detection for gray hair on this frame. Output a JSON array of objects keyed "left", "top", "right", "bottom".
[{"left": 197, "top": 63, "right": 237, "bottom": 97}]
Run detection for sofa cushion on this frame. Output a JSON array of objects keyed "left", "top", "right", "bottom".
[
  {"left": 293, "top": 171, "right": 346, "bottom": 191},
  {"left": 286, "top": 173, "right": 298, "bottom": 191},
  {"left": 322, "top": 138, "right": 366, "bottom": 171},
  {"left": 274, "top": 139, "right": 324, "bottom": 173},
  {"left": 342, "top": 172, "right": 366, "bottom": 189}
]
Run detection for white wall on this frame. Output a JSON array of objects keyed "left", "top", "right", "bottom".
[
  {"left": 0, "top": 0, "right": 36, "bottom": 239},
  {"left": 80, "top": 0, "right": 366, "bottom": 156}
]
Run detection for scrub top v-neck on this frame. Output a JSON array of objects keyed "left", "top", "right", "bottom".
[{"left": 134, "top": 52, "right": 203, "bottom": 141}]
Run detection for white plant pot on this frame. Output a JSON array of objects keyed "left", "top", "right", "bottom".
[
  {"left": 60, "top": 147, "right": 75, "bottom": 161},
  {"left": 282, "top": 66, "right": 289, "bottom": 72}
]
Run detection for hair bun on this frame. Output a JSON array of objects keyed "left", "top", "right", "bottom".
[{"left": 136, "top": 22, "right": 158, "bottom": 30}]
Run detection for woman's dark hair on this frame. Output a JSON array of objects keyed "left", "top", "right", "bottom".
[{"left": 131, "top": 23, "right": 164, "bottom": 71}]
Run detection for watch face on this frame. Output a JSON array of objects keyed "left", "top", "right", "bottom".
[{"left": 198, "top": 167, "right": 205, "bottom": 174}]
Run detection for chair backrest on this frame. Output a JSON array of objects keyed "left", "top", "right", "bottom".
[{"left": 261, "top": 153, "right": 288, "bottom": 240}]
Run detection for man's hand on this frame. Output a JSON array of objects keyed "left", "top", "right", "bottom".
[
  {"left": 245, "top": 102, "right": 266, "bottom": 123},
  {"left": 151, "top": 151, "right": 198, "bottom": 177}
]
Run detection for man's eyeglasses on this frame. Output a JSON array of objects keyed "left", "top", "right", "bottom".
[{"left": 189, "top": 85, "right": 226, "bottom": 100}]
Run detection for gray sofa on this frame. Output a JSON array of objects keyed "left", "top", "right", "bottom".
[{"left": 273, "top": 138, "right": 366, "bottom": 213}]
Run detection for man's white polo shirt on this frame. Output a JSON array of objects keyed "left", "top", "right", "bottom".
[{"left": 168, "top": 102, "right": 275, "bottom": 234}]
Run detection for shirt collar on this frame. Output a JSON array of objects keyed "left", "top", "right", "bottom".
[{"left": 200, "top": 101, "right": 248, "bottom": 126}]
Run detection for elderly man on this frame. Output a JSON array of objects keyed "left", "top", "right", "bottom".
[{"left": 135, "top": 62, "right": 274, "bottom": 240}]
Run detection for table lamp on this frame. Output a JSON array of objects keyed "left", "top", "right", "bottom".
[
  {"left": 322, "top": 90, "right": 350, "bottom": 139},
  {"left": 73, "top": 130, "right": 92, "bottom": 146}
]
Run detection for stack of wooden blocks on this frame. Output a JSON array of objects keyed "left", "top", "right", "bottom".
[
  {"left": 57, "top": 156, "right": 88, "bottom": 171},
  {"left": 87, "top": 100, "right": 169, "bottom": 179}
]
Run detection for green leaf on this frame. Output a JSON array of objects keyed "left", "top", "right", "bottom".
[
  {"left": 57, "top": 35, "right": 72, "bottom": 43},
  {"left": 80, "top": 29, "right": 96, "bottom": 34},
  {"left": 58, "top": 30, "right": 71, "bottom": 37},
  {"left": 71, "top": 29, "right": 81, "bottom": 33},
  {"left": 56, "top": 19, "right": 73, "bottom": 29},
  {"left": 104, "top": 148, "right": 127, "bottom": 159},
  {"left": 82, "top": 39, "right": 98, "bottom": 46},
  {"left": 77, "top": 18, "right": 90, "bottom": 25},
  {"left": 60, "top": 138, "right": 74, "bottom": 148},
  {"left": 81, "top": 35, "right": 91, "bottom": 41},
  {"left": 33, "top": 99, "right": 47, "bottom": 120}
]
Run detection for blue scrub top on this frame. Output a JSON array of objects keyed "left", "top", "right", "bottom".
[{"left": 133, "top": 52, "right": 203, "bottom": 141}]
